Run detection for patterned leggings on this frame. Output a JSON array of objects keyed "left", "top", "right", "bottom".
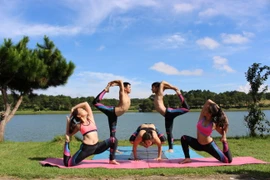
[
  {"left": 164, "top": 94, "right": 190, "bottom": 150},
  {"left": 63, "top": 137, "right": 118, "bottom": 167},
  {"left": 92, "top": 90, "right": 118, "bottom": 138},
  {"left": 181, "top": 135, "right": 232, "bottom": 163}
]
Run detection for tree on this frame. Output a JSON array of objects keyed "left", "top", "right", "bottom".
[
  {"left": 0, "top": 36, "right": 75, "bottom": 142},
  {"left": 244, "top": 63, "right": 270, "bottom": 136},
  {"left": 139, "top": 98, "right": 154, "bottom": 112}
]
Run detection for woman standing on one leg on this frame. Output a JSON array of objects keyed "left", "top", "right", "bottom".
[
  {"left": 63, "top": 102, "right": 119, "bottom": 167},
  {"left": 180, "top": 99, "right": 232, "bottom": 164}
]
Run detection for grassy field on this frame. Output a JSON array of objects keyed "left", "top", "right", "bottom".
[{"left": 0, "top": 136, "right": 269, "bottom": 179}]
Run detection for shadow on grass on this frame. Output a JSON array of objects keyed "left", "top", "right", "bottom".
[
  {"left": 29, "top": 157, "right": 48, "bottom": 161},
  {"left": 217, "top": 169, "right": 270, "bottom": 180}
]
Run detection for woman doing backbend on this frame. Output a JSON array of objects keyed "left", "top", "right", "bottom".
[
  {"left": 180, "top": 99, "right": 232, "bottom": 164},
  {"left": 63, "top": 102, "right": 119, "bottom": 166},
  {"left": 129, "top": 123, "right": 166, "bottom": 161}
]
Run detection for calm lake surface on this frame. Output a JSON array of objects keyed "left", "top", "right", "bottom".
[{"left": 5, "top": 110, "right": 270, "bottom": 142}]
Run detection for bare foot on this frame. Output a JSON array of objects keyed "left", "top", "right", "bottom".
[
  {"left": 104, "top": 84, "right": 110, "bottom": 92},
  {"left": 116, "top": 149, "right": 123, "bottom": 154},
  {"left": 167, "top": 149, "right": 174, "bottom": 153},
  {"left": 65, "top": 134, "right": 70, "bottom": 142},
  {"left": 109, "top": 160, "right": 120, "bottom": 165},
  {"left": 179, "top": 158, "right": 192, "bottom": 164}
]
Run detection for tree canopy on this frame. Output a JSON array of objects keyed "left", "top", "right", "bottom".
[
  {"left": 0, "top": 36, "right": 75, "bottom": 141},
  {"left": 244, "top": 63, "right": 270, "bottom": 136}
]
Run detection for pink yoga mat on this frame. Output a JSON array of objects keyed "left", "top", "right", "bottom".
[{"left": 40, "top": 157, "right": 268, "bottom": 169}]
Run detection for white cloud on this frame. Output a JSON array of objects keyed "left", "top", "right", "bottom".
[
  {"left": 243, "top": 31, "right": 255, "bottom": 38},
  {"left": 212, "top": 56, "right": 235, "bottom": 73},
  {"left": 0, "top": 0, "right": 158, "bottom": 38},
  {"left": 237, "top": 83, "right": 250, "bottom": 94},
  {"left": 237, "top": 83, "right": 270, "bottom": 94},
  {"left": 151, "top": 33, "right": 186, "bottom": 49},
  {"left": 221, "top": 32, "right": 253, "bottom": 44},
  {"left": 1, "top": 1, "right": 269, "bottom": 39},
  {"left": 196, "top": 37, "right": 220, "bottom": 50},
  {"left": 150, "top": 62, "right": 203, "bottom": 76},
  {"left": 0, "top": 23, "right": 82, "bottom": 38},
  {"left": 35, "top": 71, "right": 149, "bottom": 98},
  {"left": 174, "top": 3, "right": 195, "bottom": 13},
  {"left": 199, "top": 8, "right": 219, "bottom": 17}
]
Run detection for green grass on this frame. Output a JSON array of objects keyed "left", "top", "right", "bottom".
[{"left": 0, "top": 136, "right": 270, "bottom": 179}]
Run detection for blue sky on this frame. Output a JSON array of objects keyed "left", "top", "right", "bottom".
[{"left": 1, "top": 0, "right": 270, "bottom": 99}]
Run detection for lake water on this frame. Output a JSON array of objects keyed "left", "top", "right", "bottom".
[{"left": 4, "top": 110, "right": 270, "bottom": 142}]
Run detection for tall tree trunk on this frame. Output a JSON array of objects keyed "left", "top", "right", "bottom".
[
  {"left": 0, "top": 92, "right": 23, "bottom": 142},
  {"left": 0, "top": 118, "right": 7, "bottom": 142}
]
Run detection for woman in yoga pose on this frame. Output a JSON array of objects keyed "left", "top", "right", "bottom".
[
  {"left": 129, "top": 123, "right": 166, "bottom": 161},
  {"left": 63, "top": 102, "right": 119, "bottom": 167},
  {"left": 180, "top": 99, "right": 232, "bottom": 164}
]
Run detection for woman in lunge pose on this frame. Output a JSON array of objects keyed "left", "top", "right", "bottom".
[
  {"left": 63, "top": 102, "right": 119, "bottom": 167},
  {"left": 180, "top": 99, "right": 232, "bottom": 164}
]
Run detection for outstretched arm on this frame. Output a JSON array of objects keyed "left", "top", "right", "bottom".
[
  {"left": 109, "top": 80, "right": 123, "bottom": 88},
  {"left": 160, "top": 81, "right": 178, "bottom": 92},
  {"left": 107, "top": 80, "right": 125, "bottom": 96}
]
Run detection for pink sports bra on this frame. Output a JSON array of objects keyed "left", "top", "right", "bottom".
[
  {"left": 80, "top": 120, "right": 97, "bottom": 136},
  {"left": 197, "top": 117, "right": 213, "bottom": 137}
]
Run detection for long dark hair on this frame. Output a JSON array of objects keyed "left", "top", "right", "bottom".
[
  {"left": 69, "top": 108, "right": 81, "bottom": 134},
  {"left": 209, "top": 104, "right": 226, "bottom": 129},
  {"left": 142, "top": 130, "right": 153, "bottom": 142}
]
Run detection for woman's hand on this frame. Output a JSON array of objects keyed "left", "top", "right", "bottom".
[
  {"left": 133, "top": 157, "right": 140, "bottom": 161},
  {"left": 65, "top": 116, "right": 71, "bottom": 142},
  {"left": 220, "top": 131, "right": 227, "bottom": 142}
]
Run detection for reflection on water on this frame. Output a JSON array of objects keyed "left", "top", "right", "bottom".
[{"left": 5, "top": 110, "right": 270, "bottom": 142}]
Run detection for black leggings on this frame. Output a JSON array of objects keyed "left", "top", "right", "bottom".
[
  {"left": 164, "top": 94, "right": 190, "bottom": 150},
  {"left": 63, "top": 137, "right": 118, "bottom": 167},
  {"left": 180, "top": 135, "right": 232, "bottom": 163},
  {"left": 92, "top": 90, "right": 118, "bottom": 138}
]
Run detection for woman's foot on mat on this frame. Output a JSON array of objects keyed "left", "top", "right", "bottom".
[
  {"left": 116, "top": 149, "right": 123, "bottom": 154},
  {"left": 179, "top": 158, "right": 192, "bottom": 164},
  {"left": 167, "top": 149, "right": 174, "bottom": 153},
  {"left": 109, "top": 160, "right": 120, "bottom": 165}
]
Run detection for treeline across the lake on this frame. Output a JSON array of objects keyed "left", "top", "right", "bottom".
[{"left": 1, "top": 90, "right": 270, "bottom": 112}]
